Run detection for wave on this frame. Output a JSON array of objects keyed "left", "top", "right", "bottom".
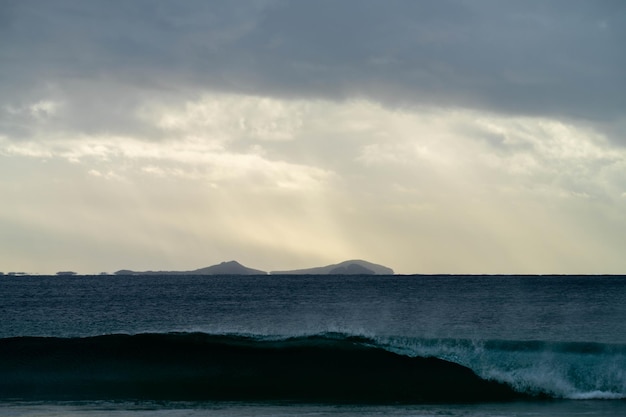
[
  {"left": 375, "top": 335, "right": 626, "bottom": 401},
  {"left": 0, "top": 332, "right": 624, "bottom": 403}
]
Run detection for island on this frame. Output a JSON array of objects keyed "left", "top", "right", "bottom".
[
  {"left": 272, "top": 259, "right": 394, "bottom": 275},
  {"left": 113, "top": 259, "right": 394, "bottom": 276},
  {"left": 115, "top": 261, "right": 267, "bottom": 276}
]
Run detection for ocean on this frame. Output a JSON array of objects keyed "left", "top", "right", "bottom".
[{"left": 1, "top": 274, "right": 625, "bottom": 416}]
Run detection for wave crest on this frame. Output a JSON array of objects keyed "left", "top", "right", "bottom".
[
  {"left": 374, "top": 335, "right": 626, "bottom": 400},
  {"left": 0, "top": 332, "right": 624, "bottom": 402},
  {"left": 0, "top": 332, "right": 522, "bottom": 403}
]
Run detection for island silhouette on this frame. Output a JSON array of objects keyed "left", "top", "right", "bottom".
[{"left": 114, "top": 260, "right": 393, "bottom": 276}]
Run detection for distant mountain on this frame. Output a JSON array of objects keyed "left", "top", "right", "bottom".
[
  {"left": 191, "top": 261, "right": 266, "bottom": 275},
  {"left": 271, "top": 260, "right": 394, "bottom": 275},
  {"left": 114, "top": 259, "right": 394, "bottom": 276},
  {"left": 114, "top": 261, "right": 267, "bottom": 276}
]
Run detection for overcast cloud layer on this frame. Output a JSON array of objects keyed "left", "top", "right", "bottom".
[{"left": 1, "top": 0, "right": 625, "bottom": 274}]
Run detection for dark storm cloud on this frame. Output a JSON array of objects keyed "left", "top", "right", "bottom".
[
  {"left": 227, "top": 0, "right": 626, "bottom": 121},
  {"left": 1, "top": 0, "right": 624, "bottom": 135}
]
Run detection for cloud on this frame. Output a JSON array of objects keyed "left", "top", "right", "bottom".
[
  {"left": 1, "top": 1, "right": 626, "bottom": 274},
  {"left": 3, "top": 90, "right": 626, "bottom": 273},
  {"left": 140, "top": 93, "right": 307, "bottom": 142},
  {"left": 1, "top": 0, "right": 625, "bottom": 138}
]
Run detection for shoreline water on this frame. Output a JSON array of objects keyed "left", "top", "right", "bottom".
[
  {"left": 1, "top": 275, "right": 624, "bottom": 416},
  {"left": 2, "top": 399, "right": 626, "bottom": 417}
]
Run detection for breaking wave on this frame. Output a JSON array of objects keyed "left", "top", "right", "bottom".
[{"left": 0, "top": 332, "right": 624, "bottom": 403}]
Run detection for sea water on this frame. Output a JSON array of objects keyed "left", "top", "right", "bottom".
[{"left": 1, "top": 274, "right": 625, "bottom": 416}]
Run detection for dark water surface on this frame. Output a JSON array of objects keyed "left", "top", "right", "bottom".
[{"left": 1, "top": 274, "right": 625, "bottom": 416}]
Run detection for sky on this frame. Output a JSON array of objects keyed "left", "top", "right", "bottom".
[{"left": 1, "top": 0, "right": 625, "bottom": 275}]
